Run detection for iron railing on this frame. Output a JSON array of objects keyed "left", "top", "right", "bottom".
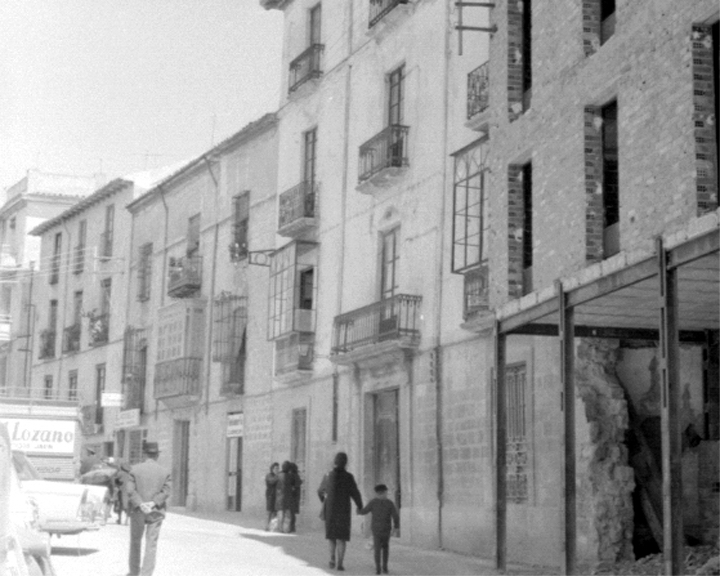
[
  {"left": 278, "top": 181, "right": 317, "bottom": 230},
  {"left": 358, "top": 124, "right": 409, "bottom": 183},
  {"left": 331, "top": 294, "right": 421, "bottom": 354},
  {"left": 0, "top": 385, "right": 77, "bottom": 403},
  {"left": 73, "top": 244, "right": 86, "bottom": 274},
  {"left": 153, "top": 357, "right": 203, "bottom": 399},
  {"left": 88, "top": 313, "right": 109, "bottom": 347},
  {"left": 0, "top": 314, "right": 10, "bottom": 342},
  {"left": 467, "top": 61, "right": 490, "bottom": 119},
  {"left": 168, "top": 254, "right": 202, "bottom": 297},
  {"left": 62, "top": 324, "right": 81, "bottom": 354},
  {"left": 49, "top": 254, "right": 60, "bottom": 285},
  {"left": 289, "top": 44, "right": 324, "bottom": 93},
  {"left": 463, "top": 265, "right": 489, "bottom": 320},
  {"left": 369, "top": 0, "right": 409, "bottom": 28},
  {"left": 39, "top": 330, "right": 56, "bottom": 359}
]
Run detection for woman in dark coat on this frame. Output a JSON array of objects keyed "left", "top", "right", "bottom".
[
  {"left": 265, "top": 462, "right": 279, "bottom": 530},
  {"left": 275, "top": 461, "right": 294, "bottom": 532},
  {"left": 288, "top": 462, "right": 303, "bottom": 533},
  {"left": 317, "top": 452, "right": 363, "bottom": 571}
]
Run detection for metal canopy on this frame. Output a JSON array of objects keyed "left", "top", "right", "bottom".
[{"left": 492, "top": 223, "right": 719, "bottom": 576}]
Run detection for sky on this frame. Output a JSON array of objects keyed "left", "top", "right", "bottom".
[{"left": 0, "top": 0, "right": 284, "bottom": 191}]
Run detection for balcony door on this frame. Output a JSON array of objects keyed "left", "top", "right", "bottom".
[{"left": 379, "top": 228, "right": 399, "bottom": 338}]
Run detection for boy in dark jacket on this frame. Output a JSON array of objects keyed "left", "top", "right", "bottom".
[{"left": 358, "top": 484, "right": 400, "bottom": 575}]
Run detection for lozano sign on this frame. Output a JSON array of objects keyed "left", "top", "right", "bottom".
[{"left": 0, "top": 418, "right": 76, "bottom": 454}]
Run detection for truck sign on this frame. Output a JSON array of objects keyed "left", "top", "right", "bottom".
[{"left": 0, "top": 418, "right": 76, "bottom": 455}]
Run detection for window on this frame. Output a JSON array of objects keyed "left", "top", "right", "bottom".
[
  {"left": 187, "top": 214, "right": 200, "bottom": 257},
  {"left": 73, "top": 291, "right": 83, "bottom": 325},
  {"left": 50, "top": 233, "right": 62, "bottom": 284},
  {"left": 600, "top": 0, "right": 615, "bottom": 44},
  {"left": 451, "top": 138, "right": 489, "bottom": 273},
  {"left": 102, "top": 205, "right": 114, "bottom": 259},
  {"left": 380, "top": 228, "right": 399, "bottom": 301},
  {"left": 506, "top": 363, "right": 529, "bottom": 503},
  {"left": 223, "top": 328, "right": 246, "bottom": 395},
  {"left": 44, "top": 375, "right": 53, "bottom": 400},
  {"left": 101, "top": 278, "right": 112, "bottom": 315},
  {"left": 304, "top": 128, "right": 317, "bottom": 186},
  {"left": 68, "top": 370, "right": 78, "bottom": 401},
  {"left": 95, "top": 364, "right": 106, "bottom": 425},
  {"left": 75, "top": 220, "right": 87, "bottom": 274},
  {"left": 388, "top": 65, "right": 405, "bottom": 126},
  {"left": 602, "top": 100, "right": 619, "bottom": 257},
  {"left": 137, "top": 243, "right": 153, "bottom": 301},
  {"left": 522, "top": 162, "right": 533, "bottom": 295},
  {"left": 521, "top": 0, "right": 532, "bottom": 111},
  {"left": 230, "top": 193, "right": 249, "bottom": 261},
  {"left": 309, "top": 3, "right": 322, "bottom": 45},
  {"left": 49, "top": 300, "right": 58, "bottom": 332},
  {"left": 299, "top": 269, "right": 314, "bottom": 310}
]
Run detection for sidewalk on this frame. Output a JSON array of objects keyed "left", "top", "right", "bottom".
[{"left": 170, "top": 508, "right": 557, "bottom": 576}]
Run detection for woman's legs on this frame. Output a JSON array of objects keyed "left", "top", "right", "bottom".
[
  {"left": 266, "top": 510, "right": 275, "bottom": 530},
  {"left": 336, "top": 540, "right": 347, "bottom": 570},
  {"left": 328, "top": 539, "right": 337, "bottom": 567}
]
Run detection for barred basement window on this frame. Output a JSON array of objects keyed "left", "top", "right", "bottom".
[{"left": 506, "top": 362, "right": 528, "bottom": 503}]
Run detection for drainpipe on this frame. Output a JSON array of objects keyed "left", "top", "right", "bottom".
[
  {"left": 202, "top": 155, "right": 220, "bottom": 416},
  {"left": 433, "top": 0, "right": 454, "bottom": 549},
  {"left": 157, "top": 185, "right": 170, "bottom": 418}
]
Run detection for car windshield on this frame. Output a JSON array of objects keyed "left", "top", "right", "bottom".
[{"left": 12, "top": 451, "right": 42, "bottom": 481}]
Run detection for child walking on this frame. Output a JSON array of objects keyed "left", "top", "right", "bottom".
[{"left": 358, "top": 484, "right": 400, "bottom": 575}]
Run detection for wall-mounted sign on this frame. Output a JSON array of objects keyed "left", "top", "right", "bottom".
[
  {"left": 0, "top": 418, "right": 76, "bottom": 455},
  {"left": 226, "top": 412, "right": 244, "bottom": 438},
  {"left": 101, "top": 392, "right": 122, "bottom": 407},
  {"left": 116, "top": 409, "right": 140, "bottom": 429}
]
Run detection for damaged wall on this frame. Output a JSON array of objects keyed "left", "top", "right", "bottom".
[{"left": 575, "top": 338, "right": 635, "bottom": 568}]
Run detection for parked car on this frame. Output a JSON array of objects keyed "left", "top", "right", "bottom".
[{"left": 12, "top": 450, "right": 104, "bottom": 537}]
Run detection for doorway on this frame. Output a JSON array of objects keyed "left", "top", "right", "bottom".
[
  {"left": 227, "top": 436, "right": 242, "bottom": 511},
  {"left": 373, "top": 390, "right": 400, "bottom": 513},
  {"left": 173, "top": 420, "right": 190, "bottom": 507}
]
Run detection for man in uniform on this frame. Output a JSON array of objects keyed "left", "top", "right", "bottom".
[{"left": 125, "top": 441, "right": 171, "bottom": 576}]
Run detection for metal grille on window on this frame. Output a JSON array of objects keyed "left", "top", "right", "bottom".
[
  {"left": 123, "top": 327, "right": 148, "bottom": 411},
  {"left": 137, "top": 243, "right": 153, "bottom": 301},
  {"left": 212, "top": 293, "right": 247, "bottom": 362},
  {"left": 506, "top": 363, "right": 528, "bottom": 503}
]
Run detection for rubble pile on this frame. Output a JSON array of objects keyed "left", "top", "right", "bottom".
[{"left": 594, "top": 544, "right": 719, "bottom": 575}]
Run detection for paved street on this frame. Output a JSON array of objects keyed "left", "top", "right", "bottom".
[{"left": 48, "top": 510, "right": 551, "bottom": 576}]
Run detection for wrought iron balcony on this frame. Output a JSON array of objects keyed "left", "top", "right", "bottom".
[
  {"left": 331, "top": 294, "right": 421, "bottom": 361},
  {"left": 0, "top": 314, "right": 10, "bottom": 342},
  {"left": 39, "top": 329, "right": 56, "bottom": 359},
  {"left": 358, "top": 124, "right": 409, "bottom": 184},
  {"left": 464, "top": 265, "right": 490, "bottom": 320},
  {"left": 289, "top": 44, "right": 324, "bottom": 93},
  {"left": 168, "top": 254, "right": 202, "bottom": 298},
  {"left": 369, "top": 0, "right": 409, "bottom": 28},
  {"left": 153, "top": 357, "right": 202, "bottom": 401},
  {"left": 275, "top": 332, "right": 314, "bottom": 377},
  {"left": 89, "top": 313, "right": 109, "bottom": 347},
  {"left": 62, "top": 323, "right": 81, "bottom": 354},
  {"left": 467, "top": 61, "right": 490, "bottom": 120},
  {"left": 0, "top": 384, "right": 78, "bottom": 404},
  {"left": 278, "top": 181, "right": 318, "bottom": 237}
]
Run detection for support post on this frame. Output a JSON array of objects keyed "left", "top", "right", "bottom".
[
  {"left": 495, "top": 322, "right": 507, "bottom": 573},
  {"left": 558, "top": 281, "right": 576, "bottom": 575},
  {"left": 657, "top": 237, "right": 683, "bottom": 576}
]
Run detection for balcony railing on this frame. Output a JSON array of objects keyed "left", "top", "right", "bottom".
[
  {"left": 358, "top": 124, "right": 409, "bottom": 183},
  {"left": 153, "top": 357, "right": 203, "bottom": 399},
  {"left": 0, "top": 385, "right": 79, "bottom": 404},
  {"left": 168, "top": 254, "right": 202, "bottom": 298},
  {"left": 278, "top": 181, "right": 317, "bottom": 235},
  {"left": 88, "top": 313, "right": 109, "bottom": 347},
  {"left": 467, "top": 61, "right": 490, "bottom": 119},
  {"left": 464, "top": 265, "right": 490, "bottom": 320},
  {"left": 39, "top": 330, "right": 56, "bottom": 359},
  {"left": 331, "top": 294, "right": 421, "bottom": 355},
  {"left": 289, "top": 44, "right": 324, "bottom": 93},
  {"left": 73, "top": 244, "right": 86, "bottom": 274},
  {"left": 62, "top": 323, "right": 81, "bottom": 354},
  {"left": 369, "top": 0, "right": 409, "bottom": 28}
]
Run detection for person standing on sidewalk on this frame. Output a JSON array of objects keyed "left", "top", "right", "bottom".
[
  {"left": 288, "top": 462, "right": 303, "bottom": 533},
  {"left": 265, "top": 462, "right": 279, "bottom": 531},
  {"left": 275, "top": 461, "right": 294, "bottom": 532},
  {"left": 358, "top": 484, "right": 400, "bottom": 575},
  {"left": 125, "top": 442, "right": 171, "bottom": 576},
  {"left": 318, "top": 452, "right": 363, "bottom": 571}
]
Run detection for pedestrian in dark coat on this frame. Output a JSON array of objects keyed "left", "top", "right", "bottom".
[
  {"left": 288, "top": 462, "right": 303, "bottom": 533},
  {"left": 317, "top": 451, "right": 363, "bottom": 571},
  {"left": 275, "top": 461, "right": 294, "bottom": 532},
  {"left": 265, "top": 462, "right": 279, "bottom": 531},
  {"left": 113, "top": 461, "right": 132, "bottom": 525}
]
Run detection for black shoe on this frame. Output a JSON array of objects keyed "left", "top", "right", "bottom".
[
  {"left": 376, "top": 568, "right": 381, "bottom": 575},
  {"left": 337, "top": 565, "right": 345, "bottom": 571},
  {"left": 382, "top": 568, "right": 389, "bottom": 574}
]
